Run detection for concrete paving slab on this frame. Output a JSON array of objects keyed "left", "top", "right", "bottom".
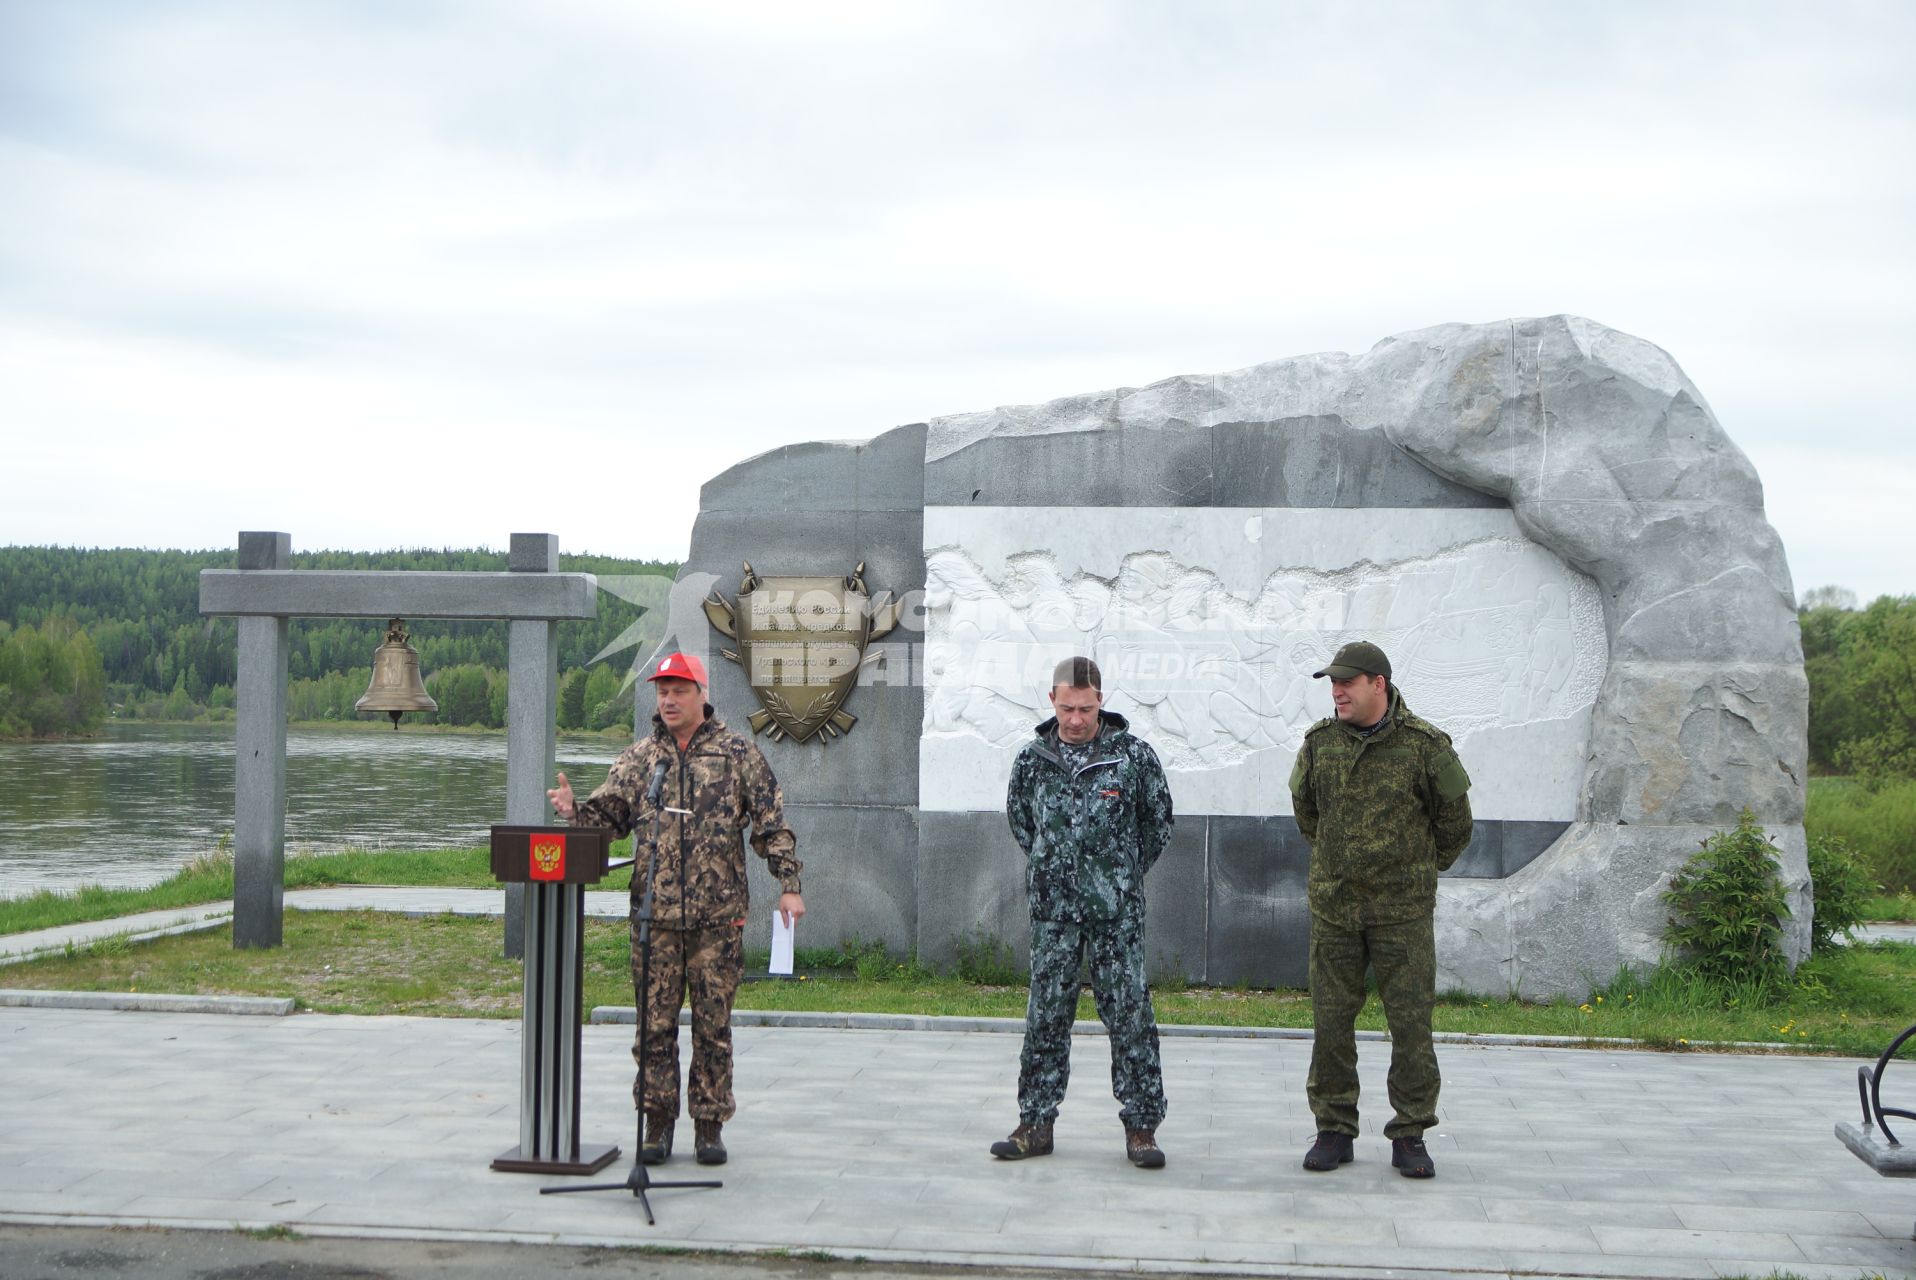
[
  {"left": 1498, "top": 1250, "right": 1709, "bottom": 1279},
  {"left": 1788, "top": 1229, "right": 1916, "bottom": 1268},
  {"left": 0, "top": 1006, "right": 1910, "bottom": 1278}
]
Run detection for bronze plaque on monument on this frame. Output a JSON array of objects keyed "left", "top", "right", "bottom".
[{"left": 703, "top": 561, "right": 900, "bottom": 742}]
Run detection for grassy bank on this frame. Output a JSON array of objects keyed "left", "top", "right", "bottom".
[
  {"left": 0, "top": 845, "right": 633, "bottom": 937},
  {"left": 1808, "top": 775, "right": 1916, "bottom": 896},
  {"left": 6, "top": 910, "right": 1913, "bottom": 1057},
  {"left": 15, "top": 807, "right": 1910, "bottom": 944}
]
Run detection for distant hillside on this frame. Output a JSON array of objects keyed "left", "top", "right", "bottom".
[{"left": 0, "top": 546, "right": 678, "bottom": 726}]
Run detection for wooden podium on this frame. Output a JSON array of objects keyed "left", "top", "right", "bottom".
[{"left": 489, "top": 824, "right": 622, "bottom": 1175}]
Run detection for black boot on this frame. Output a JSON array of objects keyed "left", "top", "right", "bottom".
[
  {"left": 1303, "top": 1130, "right": 1354, "bottom": 1171},
  {"left": 695, "top": 1118, "right": 727, "bottom": 1166},
  {"left": 1391, "top": 1135, "right": 1436, "bottom": 1178},
  {"left": 640, "top": 1110, "right": 674, "bottom": 1166}
]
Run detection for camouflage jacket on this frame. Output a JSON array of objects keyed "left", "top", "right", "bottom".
[
  {"left": 572, "top": 710, "right": 800, "bottom": 928},
  {"left": 1289, "top": 688, "right": 1473, "bottom": 928},
  {"left": 1007, "top": 710, "right": 1175, "bottom": 923}
]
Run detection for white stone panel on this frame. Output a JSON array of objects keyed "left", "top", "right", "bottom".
[{"left": 921, "top": 506, "right": 1605, "bottom": 817}]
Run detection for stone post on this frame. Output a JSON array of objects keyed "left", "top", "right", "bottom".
[
  {"left": 233, "top": 532, "right": 290, "bottom": 949},
  {"left": 504, "top": 533, "right": 561, "bottom": 960}
]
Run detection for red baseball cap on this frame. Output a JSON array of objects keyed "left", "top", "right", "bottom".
[{"left": 646, "top": 652, "right": 708, "bottom": 687}]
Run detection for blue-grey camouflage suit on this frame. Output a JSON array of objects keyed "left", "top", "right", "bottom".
[{"left": 1006, "top": 709, "right": 1175, "bottom": 1130}]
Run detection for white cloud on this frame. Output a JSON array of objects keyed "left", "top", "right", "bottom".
[{"left": 0, "top": 0, "right": 1910, "bottom": 599}]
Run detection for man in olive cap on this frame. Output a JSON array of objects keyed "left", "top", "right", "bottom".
[{"left": 1289, "top": 640, "right": 1472, "bottom": 1178}]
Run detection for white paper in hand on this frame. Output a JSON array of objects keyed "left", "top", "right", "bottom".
[{"left": 769, "top": 908, "right": 795, "bottom": 976}]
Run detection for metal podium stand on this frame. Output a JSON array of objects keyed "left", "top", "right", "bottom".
[{"left": 488, "top": 824, "right": 622, "bottom": 1175}]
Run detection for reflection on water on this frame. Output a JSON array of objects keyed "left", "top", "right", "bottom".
[{"left": 0, "top": 722, "right": 629, "bottom": 898}]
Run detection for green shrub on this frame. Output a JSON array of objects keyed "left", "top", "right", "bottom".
[
  {"left": 1806, "top": 776, "right": 1916, "bottom": 895},
  {"left": 953, "top": 928, "right": 1025, "bottom": 985},
  {"left": 1663, "top": 809, "right": 1792, "bottom": 990},
  {"left": 1807, "top": 832, "right": 1875, "bottom": 952}
]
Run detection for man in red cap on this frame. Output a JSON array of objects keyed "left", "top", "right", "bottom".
[{"left": 549, "top": 651, "right": 802, "bottom": 1167}]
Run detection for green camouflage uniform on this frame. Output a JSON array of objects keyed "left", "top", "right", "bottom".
[
  {"left": 1289, "top": 686, "right": 1472, "bottom": 1140},
  {"left": 573, "top": 709, "right": 799, "bottom": 1122},
  {"left": 1006, "top": 710, "right": 1174, "bottom": 1130}
]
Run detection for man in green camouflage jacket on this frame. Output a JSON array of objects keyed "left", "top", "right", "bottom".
[
  {"left": 1290, "top": 640, "right": 1472, "bottom": 1179},
  {"left": 549, "top": 651, "right": 802, "bottom": 1169},
  {"left": 992, "top": 656, "right": 1176, "bottom": 1169}
]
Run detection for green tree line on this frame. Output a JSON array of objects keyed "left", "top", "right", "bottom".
[
  {"left": 0, "top": 616, "right": 108, "bottom": 737},
  {"left": 1800, "top": 588, "right": 1916, "bottom": 782},
  {"left": 0, "top": 546, "right": 678, "bottom": 735}
]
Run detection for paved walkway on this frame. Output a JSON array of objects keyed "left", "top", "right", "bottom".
[
  {"left": 3, "top": 890, "right": 1915, "bottom": 1277},
  {"left": 0, "top": 887, "right": 628, "bottom": 965},
  {"left": 0, "top": 1005, "right": 1912, "bottom": 1279}
]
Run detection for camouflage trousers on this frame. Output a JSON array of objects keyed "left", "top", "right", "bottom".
[
  {"left": 1018, "top": 904, "right": 1166, "bottom": 1130},
  {"left": 1307, "top": 912, "right": 1439, "bottom": 1140},
  {"left": 630, "top": 919, "right": 742, "bottom": 1122}
]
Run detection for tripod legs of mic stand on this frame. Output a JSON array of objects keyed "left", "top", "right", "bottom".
[{"left": 539, "top": 1112, "right": 720, "bottom": 1224}]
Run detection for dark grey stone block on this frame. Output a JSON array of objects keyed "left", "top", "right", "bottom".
[
  {"left": 1206, "top": 816, "right": 1311, "bottom": 989},
  {"left": 1439, "top": 821, "right": 1570, "bottom": 879},
  {"left": 1502, "top": 821, "right": 1569, "bottom": 875},
  {"left": 1442, "top": 823, "right": 1503, "bottom": 879},
  {"left": 238, "top": 531, "right": 290, "bottom": 570},
  {"left": 717, "top": 675, "right": 920, "bottom": 808},
  {"left": 926, "top": 417, "right": 1501, "bottom": 511},
  {"left": 701, "top": 423, "right": 927, "bottom": 515},
  {"left": 1142, "top": 819, "right": 1208, "bottom": 983},
  {"left": 914, "top": 810, "right": 1031, "bottom": 972},
  {"left": 508, "top": 533, "right": 558, "bottom": 573},
  {"left": 854, "top": 423, "right": 929, "bottom": 512},
  {"left": 743, "top": 803, "right": 917, "bottom": 956},
  {"left": 702, "top": 441, "right": 864, "bottom": 513},
  {"left": 1206, "top": 419, "right": 1342, "bottom": 507},
  {"left": 685, "top": 510, "right": 860, "bottom": 578},
  {"left": 198, "top": 570, "right": 595, "bottom": 620},
  {"left": 925, "top": 428, "right": 1125, "bottom": 508}
]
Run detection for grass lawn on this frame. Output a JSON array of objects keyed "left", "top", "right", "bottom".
[
  {"left": 6, "top": 910, "right": 1913, "bottom": 1058},
  {"left": 0, "top": 844, "right": 636, "bottom": 937}
]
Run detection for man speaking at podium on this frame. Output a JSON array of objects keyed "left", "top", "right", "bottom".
[{"left": 549, "top": 651, "right": 803, "bottom": 1168}]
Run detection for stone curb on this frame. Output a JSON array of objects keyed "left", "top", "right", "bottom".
[
  {"left": 0, "top": 989, "right": 295, "bottom": 1016},
  {"left": 0, "top": 1211, "right": 1504, "bottom": 1279},
  {"left": 586, "top": 1005, "right": 1839, "bottom": 1053},
  {"left": 0, "top": 916, "right": 231, "bottom": 967}
]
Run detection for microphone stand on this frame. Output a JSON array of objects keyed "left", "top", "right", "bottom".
[{"left": 541, "top": 764, "right": 721, "bottom": 1223}]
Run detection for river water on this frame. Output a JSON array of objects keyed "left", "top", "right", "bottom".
[{"left": 0, "top": 723, "right": 629, "bottom": 898}]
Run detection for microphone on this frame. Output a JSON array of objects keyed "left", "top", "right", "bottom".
[{"left": 645, "top": 759, "right": 669, "bottom": 808}]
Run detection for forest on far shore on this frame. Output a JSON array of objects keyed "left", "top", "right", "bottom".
[{"left": 0, "top": 545, "right": 677, "bottom": 738}]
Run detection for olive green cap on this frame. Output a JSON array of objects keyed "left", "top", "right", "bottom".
[{"left": 1313, "top": 640, "right": 1391, "bottom": 680}]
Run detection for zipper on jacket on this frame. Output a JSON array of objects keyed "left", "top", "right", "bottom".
[
  {"left": 1064, "top": 753, "right": 1121, "bottom": 902},
  {"left": 675, "top": 739, "right": 691, "bottom": 928}
]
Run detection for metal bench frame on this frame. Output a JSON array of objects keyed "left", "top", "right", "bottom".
[{"left": 1836, "top": 1021, "right": 1916, "bottom": 1241}]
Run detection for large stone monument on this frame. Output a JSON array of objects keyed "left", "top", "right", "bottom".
[{"left": 670, "top": 315, "right": 1807, "bottom": 1000}]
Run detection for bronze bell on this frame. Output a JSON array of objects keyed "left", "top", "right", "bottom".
[{"left": 356, "top": 618, "right": 438, "bottom": 729}]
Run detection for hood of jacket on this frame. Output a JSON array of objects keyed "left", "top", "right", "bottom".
[{"left": 1029, "top": 708, "right": 1131, "bottom": 755}]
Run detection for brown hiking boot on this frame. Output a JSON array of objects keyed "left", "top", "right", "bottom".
[
  {"left": 694, "top": 1118, "right": 727, "bottom": 1166},
  {"left": 989, "top": 1121, "right": 1054, "bottom": 1160},
  {"left": 1125, "top": 1127, "right": 1166, "bottom": 1169},
  {"left": 640, "top": 1110, "right": 674, "bottom": 1165}
]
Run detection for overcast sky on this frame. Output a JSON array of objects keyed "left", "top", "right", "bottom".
[{"left": 2, "top": 1, "right": 1911, "bottom": 602}]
